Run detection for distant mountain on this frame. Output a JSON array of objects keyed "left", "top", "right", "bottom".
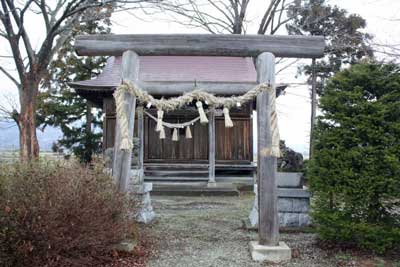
[{"left": 0, "top": 122, "right": 62, "bottom": 151}]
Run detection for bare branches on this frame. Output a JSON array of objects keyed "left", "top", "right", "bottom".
[
  {"left": 35, "top": 0, "right": 51, "bottom": 33},
  {"left": 4, "top": 0, "right": 36, "bottom": 66},
  {"left": 0, "top": 93, "right": 19, "bottom": 123},
  {"left": 150, "top": 0, "right": 243, "bottom": 34},
  {"left": 207, "top": 0, "right": 234, "bottom": 26},
  {"left": 258, "top": 0, "right": 294, "bottom": 34},
  {"left": 370, "top": 42, "right": 400, "bottom": 60},
  {"left": 0, "top": 0, "right": 26, "bottom": 82},
  {"left": 0, "top": 0, "right": 150, "bottom": 78},
  {"left": 276, "top": 58, "right": 301, "bottom": 74},
  {"left": 36, "top": 0, "right": 120, "bottom": 72},
  {"left": 151, "top": 0, "right": 295, "bottom": 35},
  {"left": 0, "top": 65, "right": 20, "bottom": 88},
  {"left": 0, "top": 0, "right": 154, "bottom": 159},
  {"left": 0, "top": 0, "right": 156, "bottom": 96}
]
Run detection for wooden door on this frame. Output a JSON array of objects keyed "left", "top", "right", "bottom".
[
  {"left": 216, "top": 117, "right": 252, "bottom": 163},
  {"left": 145, "top": 116, "right": 208, "bottom": 162}
]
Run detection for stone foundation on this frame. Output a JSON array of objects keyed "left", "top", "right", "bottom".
[
  {"left": 133, "top": 182, "right": 156, "bottom": 224},
  {"left": 277, "top": 188, "right": 311, "bottom": 227},
  {"left": 249, "top": 183, "right": 311, "bottom": 228}
]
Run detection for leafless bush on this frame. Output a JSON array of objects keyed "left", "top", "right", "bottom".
[{"left": 0, "top": 161, "right": 137, "bottom": 266}]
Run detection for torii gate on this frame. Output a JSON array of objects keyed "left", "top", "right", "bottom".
[{"left": 74, "top": 34, "right": 325, "bottom": 262}]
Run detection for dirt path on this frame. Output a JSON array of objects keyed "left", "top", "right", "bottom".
[{"left": 146, "top": 195, "right": 338, "bottom": 267}]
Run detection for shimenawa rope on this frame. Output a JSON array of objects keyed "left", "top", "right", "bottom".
[{"left": 113, "top": 81, "right": 281, "bottom": 157}]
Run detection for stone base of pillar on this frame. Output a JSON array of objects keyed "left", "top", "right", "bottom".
[
  {"left": 207, "top": 181, "right": 217, "bottom": 188},
  {"left": 248, "top": 184, "right": 259, "bottom": 228},
  {"left": 133, "top": 182, "right": 155, "bottom": 224},
  {"left": 249, "top": 241, "right": 291, "bottom": 263},
  {"left": 113, "top": 239, "right": 138, "bottom": 253}
]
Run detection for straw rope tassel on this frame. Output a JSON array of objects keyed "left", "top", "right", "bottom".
[
  {"left": 270, "top": 89, "right": 281, "bottom": 157},
  {"left": 172, "top": 128, "right": 179, "bottom": 141},
  {"left": 196, "top": 101, "right": 208, "bottom": 124},
  {"left": 185, "top": 126, "right": 192, "bottom": 139},
  {"left": 156, "top": 109, "right": 164, "bottom": 132},
  {"left": 113, "top": 88, "right": 133, "bottom": 150},
  {"left": 159, "top": 126, "right": 166, "bottom": 139},
  {"left": 223, "top": 107, "right": 233, "bottom": 128},
  {"left": 145, "top": 111, "right": 202, "bottom": 129}
]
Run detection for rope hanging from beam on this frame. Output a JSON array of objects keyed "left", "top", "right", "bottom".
[
  {"left": 114, "top": 81, "right": 281, "bottom": 157},
  {"left": 144, "top": 111, "right": 202, "bottom": 128},
  {"left": 144, "top": 111, "right": 201, "bottom": 140},
  {"left": 118, "top": 80, "right": 271, "bottom": 110}
]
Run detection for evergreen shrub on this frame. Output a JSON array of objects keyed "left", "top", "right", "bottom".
[{"left": 308, "top": 62, "right": 400, "bottom": 253}]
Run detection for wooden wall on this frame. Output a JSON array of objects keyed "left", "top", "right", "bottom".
[
  {"left": 103, "top": 97, "right": 253, "bottom": 164},
  {"left": 145, "top": 117, "right": 208, "bottom": 162},
  {"left": 216, "top": 117, "right": 252, "bottom": 162}
]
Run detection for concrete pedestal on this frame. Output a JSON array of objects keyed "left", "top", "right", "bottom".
[{"left": 249, "top": 241, "right": 291, "bottom": 263}]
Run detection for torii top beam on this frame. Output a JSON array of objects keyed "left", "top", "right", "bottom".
[{"left": 75, "top": 34, "right": 325, "bottom": 58}]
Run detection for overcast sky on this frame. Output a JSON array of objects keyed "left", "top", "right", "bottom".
[{"left": 0, "top": 0, "right": 399, "bottom": 155}]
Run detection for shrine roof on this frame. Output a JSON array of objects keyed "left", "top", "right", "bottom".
[{"left": 69, "top": 56, "right": 258, "bottom": 89}]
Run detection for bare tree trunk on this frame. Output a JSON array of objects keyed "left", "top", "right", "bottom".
[
  {"left": 309, "top": 58, "right": 317, "bottom": 159},
  {"left": 18, "top": 77, "right": 40, "bottom": 161}
]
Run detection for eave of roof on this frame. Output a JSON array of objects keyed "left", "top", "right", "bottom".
[
  {"left": 69, "top": 56, "right": 258, "bottom": 88},
  {"left": 69, "top": 56, "right": 291, "bottom": 110}
]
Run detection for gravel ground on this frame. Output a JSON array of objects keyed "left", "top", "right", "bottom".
[{"left": 146, "top": 194, "right": 340, "bottom": 267}]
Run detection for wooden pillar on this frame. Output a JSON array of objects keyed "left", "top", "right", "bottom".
[
  {"left": 85, "top": 101, "right": 93, "bottom": 135},
  {"left": 112, "top": 50, "right": 139, "bottom": 192},
  {"left": 256, "top": 52, "right": 279, "bottom": 246},
  {"left": 208, "top": 107, "right": 216, "bottom": 184},
  {"left": 309, "top": 58, "right": 317, "bottom": 159},
  {"left": 137, "top": 106, "right": 145, "bottom": 183}
]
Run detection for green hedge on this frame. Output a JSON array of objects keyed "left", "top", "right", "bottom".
[{"left": 308, "top": 62, "right": 400, "bottom": 253}]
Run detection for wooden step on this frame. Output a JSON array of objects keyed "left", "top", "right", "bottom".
[
  {"left": 145, "top": 164, "right": 208, "bottom": 171},
  {"left": 144, "top": 163, "right": 256, "bottom": 171},
  {"left": 145, "top": 169, "right": 208, "bottom": 177},
  {"left": 145, "top": 163, "right": 208, "bottom": 167},
  {"left": 151, "top": 184, "right": 239, "bottom": 196},
  {"left": 144, "top": 176, "right": 209, "bottom": 182}
]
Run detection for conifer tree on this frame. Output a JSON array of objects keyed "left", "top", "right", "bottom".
[
  {"left": 308, "top": 62, "right": 400, "bottom": 253},
  {"left": 38, "top": 19, "right": 111, "bottom": 163}
]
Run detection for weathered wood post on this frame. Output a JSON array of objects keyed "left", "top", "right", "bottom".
[
  {"left": 137, "top": 105, "right": 145, "bottom": 183},
  {"left": 112, "top": 51, "right": 155, "bottom": 224},
  {"left": 249, "top": 52, "right": 291, "bottom": 262},
  {"left": 208, "top": 107, "right": 216, "bottom": 186},
  {"left": 112, "top": 50, "right": 139, "bottom": 192},
  {"left": 256, "top": 52, "right": 279, "bottom": 246}
]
